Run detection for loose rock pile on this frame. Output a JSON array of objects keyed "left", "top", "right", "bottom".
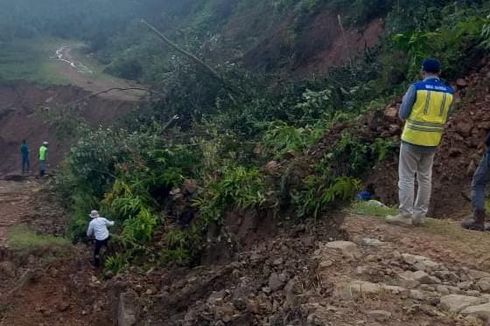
[{"left": 114, "top": 219, "right": 490, "bottom": 325}]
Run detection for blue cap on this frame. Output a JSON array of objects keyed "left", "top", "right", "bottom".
[{"left": 422, "top": 58, "right": 441, "bottom": 73}]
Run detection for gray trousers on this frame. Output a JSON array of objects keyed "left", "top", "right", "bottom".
[
  {"left": 471, "top": 153, "right": 490, "bottom": 212},
  {"left": 398, "top": 143, "right": 435, "bottom": 217}
]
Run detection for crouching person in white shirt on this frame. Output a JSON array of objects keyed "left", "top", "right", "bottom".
[{"left": 86, "top": 210, "right": 115, "bottom": 267}]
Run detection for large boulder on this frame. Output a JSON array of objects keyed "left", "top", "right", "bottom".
[
  {"left": 440, "top": 294, "right": 487, "bottom": 313},
  {"left": 324, "top": 241, "right": 361, "bottom": 260},
  {"left": 461, "top": 302, "right": 490, "bottom": 321},
  {"left": 0, "top": 261, "right": 16, "bottom": 278},
  {"left": 117, "top": 291, "right": 138, "bottom": 326}
]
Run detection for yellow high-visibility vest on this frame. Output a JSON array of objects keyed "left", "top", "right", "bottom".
[{"left": 401, "top": 79, "right": 454, "bottom": 147}]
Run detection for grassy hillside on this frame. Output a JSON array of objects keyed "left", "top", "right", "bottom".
[
  {"left": 0, "top": 38, "right": 69, "bottom": 85},
  {"left": 0, "top": 37, "right": 137, "bottom": 86}
]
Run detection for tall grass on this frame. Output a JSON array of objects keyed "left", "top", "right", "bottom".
[{"left": 7, "top": 225, "right": 71, "bottom": 255}]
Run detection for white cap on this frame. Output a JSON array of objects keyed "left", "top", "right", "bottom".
[{"left": 43, "top": 141, "right": 49, "bottom": 145}]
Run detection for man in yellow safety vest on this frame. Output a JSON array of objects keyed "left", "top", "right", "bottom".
[{"left": 387, "top": 58, "right": 454, "bottom": 226}]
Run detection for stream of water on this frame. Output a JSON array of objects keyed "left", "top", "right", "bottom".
[{"left": 55, "top": 46, "right": 93, "bottom": 74}]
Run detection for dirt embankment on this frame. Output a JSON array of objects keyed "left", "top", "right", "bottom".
[
  {"left": 242, "top": 10, "right": 383, "bottom": 76},
  {"left": 0, "top": 81, "right": 139, "bottom": 175}
]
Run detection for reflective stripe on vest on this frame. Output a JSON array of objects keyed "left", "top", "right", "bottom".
[
  {"left": 39, "top": 146, "right": 47, "bottom": 160},
  {"left": 401, "top": 80, "right": 454, "bottom": 147}
]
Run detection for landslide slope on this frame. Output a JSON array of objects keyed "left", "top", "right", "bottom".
[{"left": 0, "top": 82, "right": 137, "bottom": 175}]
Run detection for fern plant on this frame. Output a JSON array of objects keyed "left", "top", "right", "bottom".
[
  {"left": 104, "top": 253, "right": 129, "bottom": 274},
  {"left": 194, "top": 165, "right": 268, "bottom": 225},
  {"left": 262, "top": 121, "right": 325, "bottom": 159},
  {"left": 482, "top": 15, "right": 490, "bottom": 49},
  {"left": 293, "top": 176, "right": 360, "bottom": 220}
]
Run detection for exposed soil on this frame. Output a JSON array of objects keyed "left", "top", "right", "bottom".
[
  {"left": 242, "top": 11, "right": 383, "bottom": 77},
  {"left": 103, "top": 212, "right": 490, "bottom": 325},
  {"left": 0, "top": 178, "right": 111, "bottom": 326},
  {"left": 0, "top": 81, "right": 139, "bottom": 175},
  {"left": 0, "top": 38, "right": 151, "bottom": 176},
  {"left": 0, "top": 256, "right": 112, "bottom": 326},
  {"left": 0, "top": 179, "right": 37, "bottom": 245}
]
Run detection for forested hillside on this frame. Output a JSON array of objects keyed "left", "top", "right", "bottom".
[{"left": 3, "top": 0, "right": 488, "bottom": 81}]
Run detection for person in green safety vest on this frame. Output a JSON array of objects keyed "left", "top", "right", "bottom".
[{"left": 39, "top": 141, "right": 48, "bottom": 177}]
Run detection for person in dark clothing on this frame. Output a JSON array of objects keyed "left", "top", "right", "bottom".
[
  {"left": 20, "top": 140, "right": 30, "bottom": 174},
  {"left": 461, "top": 133, "right": 490, "bottom": 230}
]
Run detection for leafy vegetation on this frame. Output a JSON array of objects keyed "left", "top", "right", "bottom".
[
  {"left": 195, "top": 165, "right": 268, "bottom": 223},
  {"left": 262, "top": 121, "right": 325, "bottom": 159},
  {"left": 293, "top": 176, "right": 360, "bottom": 219}
]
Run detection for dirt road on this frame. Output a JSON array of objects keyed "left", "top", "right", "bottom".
[{"left": 141, "top": 213, "right": 490, "bottom": 325}]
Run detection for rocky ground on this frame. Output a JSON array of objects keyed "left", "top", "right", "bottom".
[{"left": 109, "top": 213, "right": 490, "bottom": 326}]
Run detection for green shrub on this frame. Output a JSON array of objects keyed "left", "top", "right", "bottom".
[
  {"left": 160, "top": 226, "right": 202, "bottom": 266},
  {"left": 104, "top": 253, "right": 129, "bottom": 274},
  {"left": 482, "top": 14, "right": 490, "bottom": 49},
  {"left": 391, "top": 9, "right": 489, "bottom": 79},
  {"left": 194, "top": 165, "right": 268, "bottom": 225},
  {"left": 292, "top": 176, "right": 360, "bottom": 219},
  {"left": 262, "top": 121, "right": 325, "bottom": 159}
]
